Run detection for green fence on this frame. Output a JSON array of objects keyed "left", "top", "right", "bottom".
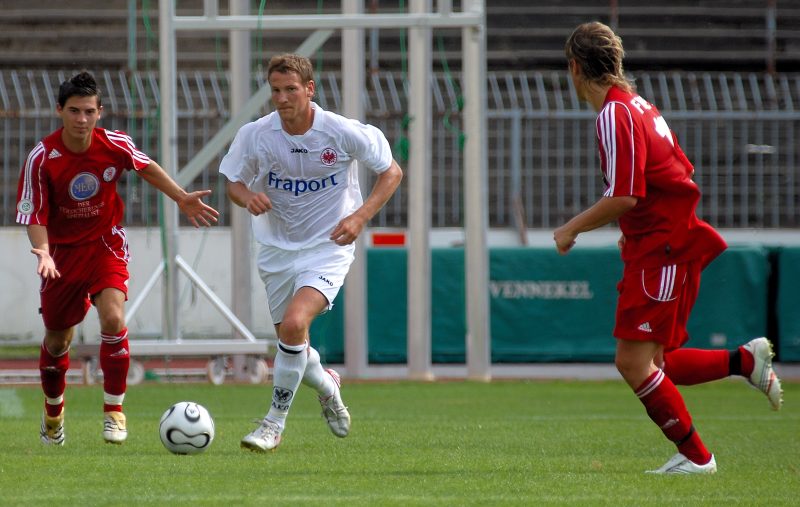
[{"left": 311, "top": 246, "right": 773, "bottom": 364}]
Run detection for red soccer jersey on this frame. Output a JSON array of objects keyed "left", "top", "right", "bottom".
[
  {"left": 597, "top": 86, "right": 726, "bottom": 268},
  {"left": 16, "top": 127, "right": 150, "bottom": 245}
]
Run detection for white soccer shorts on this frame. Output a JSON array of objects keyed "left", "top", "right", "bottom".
[{"left": 256, "top": 241, "right": 355, "bottom": 324}]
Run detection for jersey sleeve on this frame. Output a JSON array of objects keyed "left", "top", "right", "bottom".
[
  {"left": 104, "top": 130, "right": 151, "bottom": 170},
  {"left": 596, "top": 102, "right": 646, "bottom": 198},
  {"left": 219, "top": 122, "right": 259, "bottom": 185},
  {"left": 16, "top": 142, "right": 49, "bottom": 226},
  {"left": 342, "top": 119, "right": 394, "bottom": 174}
]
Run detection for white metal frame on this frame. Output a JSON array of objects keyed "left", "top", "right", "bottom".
[{"left": 156, "top": 0, "right": 490, "bottom": 380}]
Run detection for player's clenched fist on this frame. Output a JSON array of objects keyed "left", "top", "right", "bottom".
[
  {"left": 553, "top": 225, "right": 577, "bottom": 255},
  {"left": 245, "top": 191, "right": 272, "bottom": 216}
]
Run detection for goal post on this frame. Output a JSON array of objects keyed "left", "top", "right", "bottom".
[{"left": 157, "top": 0, "right": 490, "bottom": 380}]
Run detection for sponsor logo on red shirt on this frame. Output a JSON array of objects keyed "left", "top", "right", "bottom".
[{"left": 69, "top": 173, "right": 100, "bottom": 201}]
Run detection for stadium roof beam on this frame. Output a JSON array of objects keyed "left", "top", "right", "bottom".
[{"left": 172, "top": 13, "right": 483, "bottom": 31}]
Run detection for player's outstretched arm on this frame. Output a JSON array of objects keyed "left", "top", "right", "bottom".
[
  {"left": 26, "top": 224, "right": 60, "bottom": 279},
  {"left": 330, "top": 159, "right": 403, "bottom": 246},
  {"left": 138, "top": 161, "right": 220, "bottom": 227}
]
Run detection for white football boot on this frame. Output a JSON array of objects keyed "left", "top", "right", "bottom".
[
  {"left": 742, "top": 337, "right": 783, "bottom": 410},
  {"left": 40, "top": 410, "right": 65, "bottom": 446},
  {"left": 646, "top": 453, "right": 717, "bottom": 475},
  {"left": 103, "top": 411, "right": 128, "bottom": 444},
  {"left": 319, "top": 369, "right": 350, "bottom": 438},
  {"left": 241, "top": 418, "right": 282, "bottom": 452}
]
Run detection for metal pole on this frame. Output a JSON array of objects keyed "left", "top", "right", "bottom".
[
  {"left": 229, "top": 0, "right": 253, "bottom": 380},
  {"left": 407, "top": 0, "right": 433, "bottom": 380},
  {"left": 609, "top": 0, "right": 619, "bottom": 31},
  {"left": 511, "top": 111, "right": 527, "bottom": 245},
  {"left": 158, "top": 0, "right": 180, "bottom": 341},
  {"left": 766, "top": 0, "right": 777, "bottom": 74},
  {"left": 127, "top": 0, "right": 137, "bottom": 72},
  {"left": 369, "top": 0, "right": 379, "bottom": 74},
  {"left": 342, "top": 0, "right": 368, "bottom": 378},
  {"left": 462, "top": 0, "right": 490, "bottom": 380}
]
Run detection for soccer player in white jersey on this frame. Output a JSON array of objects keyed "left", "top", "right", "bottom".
[{"left": 220, "top": 54, "right": 403, "bottom": 452}]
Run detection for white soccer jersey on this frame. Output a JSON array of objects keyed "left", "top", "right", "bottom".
[{"left": 220, "top": 103, "right": 393, "bottom": 250}]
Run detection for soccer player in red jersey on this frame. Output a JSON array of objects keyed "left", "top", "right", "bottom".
[
  {"left": 16, "top": 71, "right": 219, "bottom": 446},
  {"left": 554, "top": 22, "right": 783, "bottom": 474}
]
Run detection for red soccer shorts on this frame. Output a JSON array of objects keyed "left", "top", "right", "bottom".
[
  {"left": 39, "top": 226, "right": 130, "bottom": 330},
  {"left": 613, "top": 259, "right": 702, "bottom": 351}
]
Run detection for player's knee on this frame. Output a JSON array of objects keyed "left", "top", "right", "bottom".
[
  {"left": 614, "top": 354, "right": 637, "bottom": 379},
  {"left": 44, "top": 330, "right": 73, "bottom": 356},
  {"left": 615, "top": 354, "right": 655, "bottom": 388},
  {"left": 277, "top": 315, "right": 308, "bottom": 344},
  {"left": 99, "top": 314, "right": 125, "bottom": 335}
]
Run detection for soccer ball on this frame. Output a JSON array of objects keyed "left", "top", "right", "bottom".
[{"left": 159, "top": 401, "right": 215, "bottom": 455}]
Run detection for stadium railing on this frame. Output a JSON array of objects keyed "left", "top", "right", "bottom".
[{"left": 1, "top": 69, "right": 798, "bottom": 230}]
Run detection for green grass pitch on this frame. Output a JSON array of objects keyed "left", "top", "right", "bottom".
[{"left": 0, "top": 379, "right": 797, "bottom": 506}]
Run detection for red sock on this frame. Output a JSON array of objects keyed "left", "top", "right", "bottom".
[
  {"left": 635, "top": 369, "right": 712, "bottom": 465},
  {"left": 39, "top": 343, "right": 69, "bottom": 417},
  {"left": 738, "top": 346, "right": 755, "bottom": 377},
  {"left": 100, "top": 328, "right": 129, "bottom": 413},
  {"left": 663, "top": 348, "right": 730, "bottom": 385}
]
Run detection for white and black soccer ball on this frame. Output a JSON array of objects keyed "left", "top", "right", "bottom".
[{"left": 159, "top": 401, "right": 215, "bottom": 455}]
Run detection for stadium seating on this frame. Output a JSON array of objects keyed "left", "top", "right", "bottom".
[{"left": 1, "top": 0, "right": 799, "bottom": 72}]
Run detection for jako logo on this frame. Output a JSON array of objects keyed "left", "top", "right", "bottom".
[
  {"left": 69, "top": 172, "right": 100, "bottom": 201},
  {"left": 318, "top": 275, "right": 334, "bottom": 286},
  {"left": 290, "top": 148, "right": 308, "bottom": 153}
]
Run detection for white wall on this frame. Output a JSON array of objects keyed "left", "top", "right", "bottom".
[
  {"left": 2, "top": 226, "right": 796, "bottom": 342},
  {"left": 1, "top": 227, "right": 274, "bottom": 342}
]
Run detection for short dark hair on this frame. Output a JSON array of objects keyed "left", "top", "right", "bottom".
[{"left": 57, "top": 71, "right": 101, "bottom": 108}]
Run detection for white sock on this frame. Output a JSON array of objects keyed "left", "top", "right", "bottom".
[
  {"left": 302, "top": 345, "right": 335, "bottom": 398},
  {"left": 266, "top": 341, "right": 308, "bottom": 430}
]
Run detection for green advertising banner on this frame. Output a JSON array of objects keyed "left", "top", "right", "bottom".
[
  {"left": 488, "top": 247, "right": 620, "bottom": 362},
  {"left": 686, "top": 245, "right": 770, "bottom": 351},
  {"left": 777, "top": 247, "right": 800, "bottom": 361},
  {"left": 310, "top": 246, "right": 770, "bottom": 364}
]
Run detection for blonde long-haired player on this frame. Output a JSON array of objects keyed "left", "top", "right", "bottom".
[{"left": 554, "top": 22, "right": 782, "bottom": 474}]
